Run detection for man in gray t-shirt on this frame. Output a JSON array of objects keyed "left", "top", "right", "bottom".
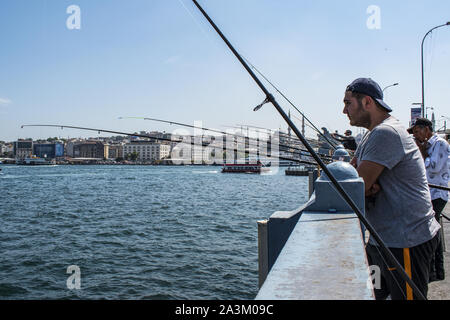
[
  {"left": 343, "top": 78, "right": 440, "bottom": 300},
  {"left": 355, "top": 116, "right": 440, "bottom": 248}
]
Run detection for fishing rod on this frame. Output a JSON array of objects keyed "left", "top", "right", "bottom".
[
  {"left": 231, "top": 123, "right": 331, "bottom": 149},
  {"left": 290, "top": 113, "right": 340, "bottom": 147},
  {"left": 20, "top": 124, "right": 321, "bottom": 166},
  {"left": 119, "top": 116, "right": 332, "bottom": 161},
  {"left": 191, "top": 0, "right": 427, "bottom": 300},
  {"left": 241, "top": 57, "right": 339, "bottom": 151},
  {"left": 225, "top": 125, "right": 326, "bottom": 161},
  {"left": 120, "top": 116, "right": 328, "bottom": 159},
  {"left": 234, "top": 123, "right": 280, "bottom": 135},
  {"left": 429, "top": 184, "right": 450, "bottom": 221},
  {"left": 429, "top": 184, "right": 450, "bottom": 192},
  {"left": 232, "top": 123, "right": 300, "bottom": 140}
]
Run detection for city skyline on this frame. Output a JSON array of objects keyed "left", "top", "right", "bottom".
[{"left": 1, "top": 0, "right": 450, "bottom": 141}]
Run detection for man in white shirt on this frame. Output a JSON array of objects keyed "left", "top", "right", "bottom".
[{"left": 409, "top": 117, "right": 450, "bottom": 281}]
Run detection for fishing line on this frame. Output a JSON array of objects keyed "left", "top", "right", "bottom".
[
  {"left": 225, "top": 124, "right": 325, "bottom": 160},
  {"left": 177, "top": 0, "right": 335, "bottom": 151},
  {"left": 241, "top": 56, "right": 338, "bottom": 150},
  {"left": 290, "top": 113, "right": 340, "bottom": 147},
  {"left": 176, "top": 0, "right": 216, "bottom": 46},
  {"left": 229, "top": 123, "right": 328, "bottom": 152},
  {"left": 224, "top": 124, "right": 327, "bottom": 162},
  {"left": 175, "top": 0, "right": 332, "bottom": 161},
  {"left": 178, "top": 0, "right": 327, "bottom": 148}
]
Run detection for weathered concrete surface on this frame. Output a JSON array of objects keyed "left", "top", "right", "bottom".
[
  {"left": 428, "top": 201, "right": 450, "bottom": 300},
  {"left": 255, "top": 212, "right": 373, "bottom": 300}
]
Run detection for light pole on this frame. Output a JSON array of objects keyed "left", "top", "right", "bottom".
[
  {"left": 421, "top": 22, "right": 450, "bottom": 118},
  {"left": 382, "top": 82, "right": 399, "bottom": 92},
  {"left": 426, "top": 106, "right": 434, "bottom": 119}
]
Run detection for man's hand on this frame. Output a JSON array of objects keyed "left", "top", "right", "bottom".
[
  {"left": 417, "top": 139, "right": 429, "bottom": 158},
  {"left": 366, "top": 182, "right": 381, "bottom": 196},
  {"left": 356, "top": 160, "right": 385, "bottom": 196},
  {"left": 350, "top": 156, "right": 357, "bottom": 168}
]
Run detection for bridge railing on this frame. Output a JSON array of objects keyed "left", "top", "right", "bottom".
[{"left": 256, "top": 161, "right": 374, "bottom": 299}]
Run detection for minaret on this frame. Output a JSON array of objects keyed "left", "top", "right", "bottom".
[
  {"left": 287, "top": 110, "right": 291, "bottom": 139},
  {"left": 302, "top": 114, "right": 305, "bottom": 136}
]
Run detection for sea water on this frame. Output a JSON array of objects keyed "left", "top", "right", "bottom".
[{"left": 0, "top": 164, "right": 308, "bottom": 299}]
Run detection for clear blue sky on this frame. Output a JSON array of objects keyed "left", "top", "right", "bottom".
[{"left": 1, "top": 0, "right": 449, "bottom": 141}]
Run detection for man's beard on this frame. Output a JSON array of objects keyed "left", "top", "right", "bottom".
[{"left": 350, "top": 101, "right": 371, "bottom": 129}]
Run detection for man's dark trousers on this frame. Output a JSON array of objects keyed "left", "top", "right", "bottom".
[{"left": 430, "top": 198, "right": 447, "bottom": 282}]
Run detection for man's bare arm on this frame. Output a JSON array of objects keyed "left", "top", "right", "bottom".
[{"left": 356, "top": 160, "right": 385, "bottom": 196}]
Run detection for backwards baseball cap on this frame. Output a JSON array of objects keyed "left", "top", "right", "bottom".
[
  {"left": 346, "top": 78, "right": 392, "bottom": 112},
  {"left": 407, "top": 117, "right": 433, "bottom": 133}
]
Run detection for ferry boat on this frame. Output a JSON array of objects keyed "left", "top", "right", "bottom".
[
  {"left": 285, "top": 165, "right": 316, "bottom": 176},
  {"left": 16, "top": 157, "right": 56, "bottom": 166},
  {"left": 221, "top": 161, "right": 270, "bottom": 174}
]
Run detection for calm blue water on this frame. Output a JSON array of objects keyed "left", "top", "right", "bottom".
[{"left": 0, "top": 164, "right": 308, "bottom": 299}]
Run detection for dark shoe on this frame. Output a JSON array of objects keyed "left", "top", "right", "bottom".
[{"left": 436, "top": 271, "right": 445, "bottom": 281}]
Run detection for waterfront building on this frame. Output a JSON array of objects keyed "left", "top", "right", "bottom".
[
  {"left": 65, "top": 139, "right": 85, "bottom": 157},
  {"left": 108, "top": 144, "right": 124, "bottom": 160},
  {"left": 73, "top": 141, "right": 107, "bottom": 159},
  {"left": 123, "top": 141, "right": 170, "bottom": 162},
  {"left": 33, "top": 143, "right": 64, "bottom": 159},
  {"left": 14, "top": 140, "right": 33, "bottom": 159},
  {"left": 3, "top": 143, "right": 14, "bottom": 157}
]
